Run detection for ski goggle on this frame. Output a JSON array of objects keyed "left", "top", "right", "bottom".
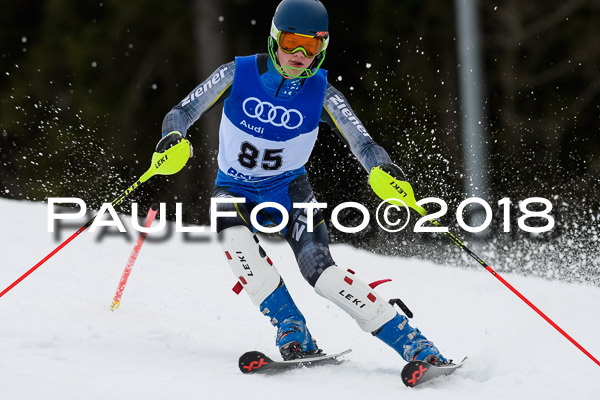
[{"left": 277, "top": 31, "right": 325, "bottom": 58}]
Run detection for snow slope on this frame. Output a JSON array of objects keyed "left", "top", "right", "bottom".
[{"left": 1, "top": 198, "right": 599, "bottom": 399}]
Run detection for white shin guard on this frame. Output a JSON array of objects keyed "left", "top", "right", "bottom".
[
  {"left": 219, "top": 226, "right": 281, "bottom": 306},
  {"left": 315, "top": 266, "right": 396, "bottom": 333}
]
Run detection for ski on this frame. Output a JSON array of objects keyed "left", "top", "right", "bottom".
[
  {"left": 401, "top": 357, "right": 467, "bottom": 387},
  {"left": 239, "top": 349, "right": 352, "bottom": 374}
]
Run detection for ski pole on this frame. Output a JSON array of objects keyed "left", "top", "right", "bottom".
[
  {"left": 369, "top": 166, "right": 600, "bottom": 367},
  {"left": 110, "top": 203, "right": 159, "bottom": 311},
  {"left": 0, "top": 139, "right": 191, "bottom": 299}
]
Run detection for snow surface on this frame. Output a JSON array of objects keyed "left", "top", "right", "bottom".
[{"left": 1, "top": 197, "right": 599, "bottom": 399}]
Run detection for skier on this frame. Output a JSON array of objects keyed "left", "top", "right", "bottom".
[{"left": 157, "top": 0, "right": 450, "bottom": 365}]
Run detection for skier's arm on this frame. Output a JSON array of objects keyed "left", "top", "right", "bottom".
[
  {"left": 321, "top": 84, "right": 394, "bottom": 172},
  {"left": 322, "top": 84, "right": 406, "bottom": 191},
  {"left": 161, "top": 61, "right": 235, "bottom": 137}
]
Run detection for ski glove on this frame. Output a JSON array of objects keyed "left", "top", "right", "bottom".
[
  {"left": 156, "top": 131, "right": 193, "bottom": 157},
  {"left": 369, "top": 163, "right": 427, "bottom": 216},
  {"left": 376, "top": 163, "right": 406, "bottom": 181}
]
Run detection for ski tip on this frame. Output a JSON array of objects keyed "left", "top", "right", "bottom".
[
  {"left": 239, "top": 351, "right": 273, "bottom": 374},
  {"left": 401, "top": 356, "right": 468, "bottom": 387}
]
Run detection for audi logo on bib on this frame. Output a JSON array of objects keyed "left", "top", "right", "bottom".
[{"left": 242, "top": 97, "right": 303, "bottom": 130}]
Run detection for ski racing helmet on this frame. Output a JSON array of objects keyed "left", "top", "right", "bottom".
[{"left": 268, "top": 0, "right": 329, "bottom": 78}]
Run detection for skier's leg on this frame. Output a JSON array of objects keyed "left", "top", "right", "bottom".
[
  {"left": 213, "top": 186, "right": 319, "bottom": 359},
  {"left": 283, "top": 174, "right": 336, "bottom": 286},
  {"left": 314, "top": 267, "right": 447, "bottom": 363},
  {"left": 284, "top": 176, "right": 447, "bottom": 364}
]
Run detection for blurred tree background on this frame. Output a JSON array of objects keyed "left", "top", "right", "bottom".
[{"left": 1, "top": 0, "right": 598, "bottom": 282}]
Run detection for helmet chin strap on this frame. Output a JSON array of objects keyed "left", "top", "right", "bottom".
[{"left": 308, "top": 53, "right": 323, "bottom": 72}]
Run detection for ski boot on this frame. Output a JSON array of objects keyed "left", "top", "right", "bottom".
[
  {"left": 374, "top": 313, "right": 450, "bottom": 366},
  {"left": 260, "top": 281, "right": 322, "bottom": 361}
]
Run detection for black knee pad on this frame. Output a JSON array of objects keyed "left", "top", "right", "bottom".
[{"left": 211, "top": 186, "right": 253, "bottom": 233}]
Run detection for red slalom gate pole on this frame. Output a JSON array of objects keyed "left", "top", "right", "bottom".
[{"left": 110, "top": 203, "right": 159, "bottom": 311}]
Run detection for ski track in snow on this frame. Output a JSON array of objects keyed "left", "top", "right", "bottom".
[{"left": 0, "top": 198, "right": 598, "bottom": 399}]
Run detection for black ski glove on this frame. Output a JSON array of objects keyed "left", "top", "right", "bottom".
[
  {"left": 156, "top": 131, "right": 193, "bottom": 156},
  {"left": 377, "top": 162, "right": 406, "bottom": 181}
]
